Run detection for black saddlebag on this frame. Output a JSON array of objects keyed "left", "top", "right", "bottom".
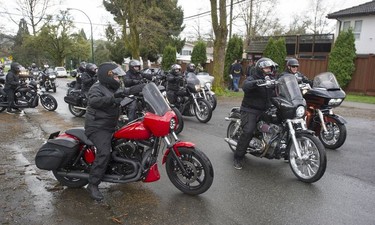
[
  {"left": 64, "top": 94, "right": 82, "bottom": 106},
  {"left": 35, "top": 137, "right": 79, "bottom": 170}
]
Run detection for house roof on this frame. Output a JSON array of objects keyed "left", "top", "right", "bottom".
[{"left": 327, "top": 0, "right": 375, "bottom": 19}]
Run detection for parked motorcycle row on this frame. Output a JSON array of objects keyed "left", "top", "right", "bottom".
[{"left": 1, "top": 66, "right": 345, "bottom": 197}]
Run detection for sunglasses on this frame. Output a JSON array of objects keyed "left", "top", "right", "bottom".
[{"left": 291, "top": 66, "right": 299, "bottom": 68}]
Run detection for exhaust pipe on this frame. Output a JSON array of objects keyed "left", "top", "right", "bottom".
[{"left": 224, "top": 138, "right": 237, "bottom": 147}]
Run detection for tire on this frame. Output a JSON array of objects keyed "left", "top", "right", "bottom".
[
  {"left": 52, "top": 170, "right": 88, "bottom": 188},
  {"left": 318, "top": 121, "right": 347, "bottom": 149},
  {"left": 288, "top": 133, "right": 327, "bottom": 183},
  {"left": 40, "top": 94, "right": 58, "bottom": 111},
  {"left": 194, "top": 99, "right": 212, "bottom": 123},
  {"left": 206, "top": 93, "right": 217, "bottom": 111},
  {"left": 226, "top": 120, "right": 241, "bottom": 152},
  {"left": 0, "top": 95, "right": 6, "bottom": 112},
  {"left": 53, "top": 85, "right": 56, "bottom": 93},
  {"left": 171, "top": 106, "right": 184, "bottom": 134},
  {"left": 166, "top": 147, "right": 214, "bottom": 195},
  {"left": 68, "top": 104, "right": 86, "bottom": 117}
]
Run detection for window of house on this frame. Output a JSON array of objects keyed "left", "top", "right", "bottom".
[
  {"left": 354, "top": 20, "right": 362, "bottom": 40},
  {"left": 181, "top": 50, "right": 192, "bottom": 56},
  {"left": 342, "top": 21, "right": 350, "bottom": 31}
]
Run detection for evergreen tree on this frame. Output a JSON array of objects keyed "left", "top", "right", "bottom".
[
  {"left": 263, "top": 37, "right": 286, "bottom": 73},
  {"left": 328, "top": 29, "right": 356, "bottom": 88},
  {"left": 191, "top": 41, "right": 207, "bottom": 68},
  {"left": 161, "top": 45, "right": 176, "bottom": 71},
  {"left": 224, "top": 35, "right": 243, "bottom": 84}
]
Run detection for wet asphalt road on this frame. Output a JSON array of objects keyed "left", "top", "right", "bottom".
[{"left": 1, "top": 78, "right": 374, "bottom": 225}]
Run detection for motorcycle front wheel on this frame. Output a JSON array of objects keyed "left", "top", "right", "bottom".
[
  {"left": 206, "top": 93, "right": 217, "bottom": 111},
  {"left": 166, "top": 147, "right": 214, "bottom": 195},
  {"left": 288, "top": 133, "right": 326, "bottom": 183},
  {"left": 68, "top": 104, "right": 86, "bottom": 117},
  {"left": 52, "top": 170, "right": 88, "bottom": 188},
  {"left": 319, "top": 121, "right": 347, "bottom": 149},
  {"left": 40, "top": 94, "right": 58, "bottom": 111},
  {"left": 194, "top": 99, "right": 212, "bottom": 123}
]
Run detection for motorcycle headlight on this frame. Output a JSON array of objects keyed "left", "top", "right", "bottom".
[
  {"left": 296, "top": 106, "right": 305, "bottom": 118},
  {"left": 170, "top": 118, "right": 176, "bottom": 131},
  {"left": 328, "top": 98, "right": 343, "bottom": 106},
  {"left": 205, "top": 82, "right": 211, "bottom": 90},
  {"left": 49, "top": 75, "right": 56, "bottom": 79},
  {"left": 195, "top": 84, "right": 201, "bottom": 92}
]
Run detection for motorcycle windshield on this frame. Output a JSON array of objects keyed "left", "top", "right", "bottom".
[
  {"left": 185, "top": 72, "right": 200, "bottom": 85},
  {"left": 277, "top": 74, "right": 304, "bottom": 102},
  {"left": 313, "top": 72, "right": 340, "bottom": 90},
  {"left": 142, "top": 82, "right": 171, "bottom": 116}
]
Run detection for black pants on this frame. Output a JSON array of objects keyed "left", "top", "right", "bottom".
[
  {"left": 234, "top": 109, "right": 263, "bottom": 160},
  {"left": 5, "top": 88, "right": 15, "bottom": 111},
  {"left": 127, "top": 100, "right": 138, "bottom": 122},
  {"left": 86, "top": 129, "right": 113, "bottom": 185}
]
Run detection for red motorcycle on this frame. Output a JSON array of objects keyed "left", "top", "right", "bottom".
[
  {"left": 35, "top": 83, "right": 214, "bottom": 195},
  {"left": 301, "top": 72, "right": 347, "bottom": 149}
]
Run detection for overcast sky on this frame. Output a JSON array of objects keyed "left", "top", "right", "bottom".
[{"left": 0, "top": 0, "right": 370, "bottom": 40}]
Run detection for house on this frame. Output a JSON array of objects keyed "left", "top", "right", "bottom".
[
  {"left": 327, "top": 0, "right": 375, "bottom": 55},
  {"left": 176, "top": 42, "right": 213, "bottom": 63}
]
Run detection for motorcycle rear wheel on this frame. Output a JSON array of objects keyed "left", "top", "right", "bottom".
[
  {"left": 319, "top": 121, "right": 347, "bottom": 149},
  {"left": 68, "top": 104, "right": 86, "bottom": 117},
  {"left": 166, "top": 147, "right": 214, "bottom": 195},
  {"left": 171, "top": 106, "right": 184, "bottom": 134},
  {"left": 52, "top": 170, "right": 88, "bottom": 188},
  {"left": 226, "top": 120, "right": 241, "bottom": 152},
  {"left": 194, "top": 99, "right": 212, "bottom": 123},
  {"left": 40, "top": 94, "right": 58, "bottom": 111},
  {"left": 288, "top": 133, "right": 326, "bottom": 183}
]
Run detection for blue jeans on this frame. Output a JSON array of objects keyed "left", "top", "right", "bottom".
[{"left": 233, "top": 76, "right": 240, "bottom": 91}]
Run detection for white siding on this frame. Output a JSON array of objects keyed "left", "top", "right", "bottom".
[{"left": 333, "top": 15, "right": 375, "bottom": 54}]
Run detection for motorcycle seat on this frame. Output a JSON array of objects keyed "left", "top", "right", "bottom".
[{"left": 65, "top": 127, "right": 94, "bottom": 146}]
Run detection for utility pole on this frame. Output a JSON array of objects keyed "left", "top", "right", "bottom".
[{"left": 229, "top": 0, "right": 233, "bottom": 38}]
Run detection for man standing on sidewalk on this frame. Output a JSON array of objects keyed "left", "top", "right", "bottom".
[{"left": 230, "top": 59, "right": 243, "bottom": 92}]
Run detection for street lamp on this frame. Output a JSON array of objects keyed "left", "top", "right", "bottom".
[{"left": 67, "top": 8, "right": 95, "bottom": 63}]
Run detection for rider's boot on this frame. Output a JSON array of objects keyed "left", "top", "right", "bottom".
[{"left": 86, "top": 183, "right": 104, "bottom": 201}]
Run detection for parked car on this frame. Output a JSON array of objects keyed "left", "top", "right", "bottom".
[{"left": 54, "top": 67, "right": 68, "bottom": 78}]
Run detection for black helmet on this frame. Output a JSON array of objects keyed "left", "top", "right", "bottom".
[
  {"left": 186, "top": 63, "right": 196, "bottom": 73},
  {"left": 170, "top": 64, "right": 182, "bottom": 76},
  {"left": 287, "top": 58, "right": 299, "bottom": 67},
  {"left": 86, "top": 63, "right": 98, "bottom": 76},
  {"left": 255, "top": 58, "right": 276, "bottom": 76},
  {"left": 97, "top": 62, "right": 126, "bottom": 91},
  {"left": 10, "top": 62, "right": 21, "bottom": 73},
  {"left": 129, "top": 60, "right": 141, "bottom": 74},
  {"left": 78, "top": 62, "right": 86, "bottom": 73}
]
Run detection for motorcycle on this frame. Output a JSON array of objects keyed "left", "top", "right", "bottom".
[
  {"left": 174, "top": 72, "right": 213, "bottom": 123},
  {"left": 0, "top": 79, "right": 58, "bottom": 112},
  {"left": 39, "top": 68, "right": 57, "bottom": 92},
  {"left": 224, "top": 74, "right": 326, "bottom": 183},
  {"left": 196, "top": 72, "right": 217, "bottom": 111},
  {"left": 35, "top": 82, "right": 214, "bottom": 195},
  {"left": 301, "top": 72, "right": 347, "bottom": 149},
  {"left": 64, "top": 88, "right": 88, "bottom": 117}
]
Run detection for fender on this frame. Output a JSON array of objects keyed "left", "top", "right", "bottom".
[
  {"left": 324, "top": 114, "right": 347, "bottom": 124},
  {"left": 296, "top": 129, "right": 315, "bottom": 136},
  {"left": 162, "top": 141, "right": 195, "bottom": 164}
]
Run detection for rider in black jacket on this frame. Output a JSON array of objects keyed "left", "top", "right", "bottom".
[
  {"left": 166, "top": 64, "right": 186, "bottom": 104},
  {"left": 233, "top": 57, "right": 277, "bottom": 170},
  {"left": 84, "top": 62, "right": 127, "bottom": 201},
  {"left": 81, "top": 63, "right": 98, "bottom": 96},
  {"left": 279, "top": 58, "right": 312, "bottom": 86},
  {"left": 123, "top": 60, "right": 144, "bottom": 122},
  {"left": 4, "top": 62, "right": 22, "bottom": 114}
]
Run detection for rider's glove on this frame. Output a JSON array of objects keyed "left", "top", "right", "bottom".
[
  {"left": 256, "top": 79, "right": 265, "bottom": 86},
  {"left": 114, "top": 91, "right": 125, "bottom": 98},
  {"left": 114, "top": 97, "right": 123, "bottom": 105}
]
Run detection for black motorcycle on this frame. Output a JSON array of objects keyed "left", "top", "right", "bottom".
[
  {"left": 225, "top": 74, "right": 326, "bottom": 183},
  {"left": 64, "top": 89, "right": 87, "bottom": 117},
  {"left": 173, "top": 72, "right": 212, "bottom": 123},
  {"left": 0, "top": 79, "right": 58, "bottom": 112},
  {"left": 39, "top": 68, "right": 57, "bottom": 92}
]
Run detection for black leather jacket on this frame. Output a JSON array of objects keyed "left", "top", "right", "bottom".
[
  {"left": 240, "top": 72, "right": 276, "bottom": 111},
  {"left": 123, "top": 70, "right": 143, "bottom": 87},
  {"left": 166, "top": 73, "right": 185, "bottom": 91},
  {"left": 4, "top": 71, "right": 20, "bottom": 90},
  {"left": 81, "top": 72, "right": 97, "bottom": 93},
  {"left": 84, "top": 82, "right": 120, "bottom": 134}
]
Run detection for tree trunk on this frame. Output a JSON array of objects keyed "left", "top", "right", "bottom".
[{"left": 210, "top": 0, "right": 228, "bottom": 92}]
